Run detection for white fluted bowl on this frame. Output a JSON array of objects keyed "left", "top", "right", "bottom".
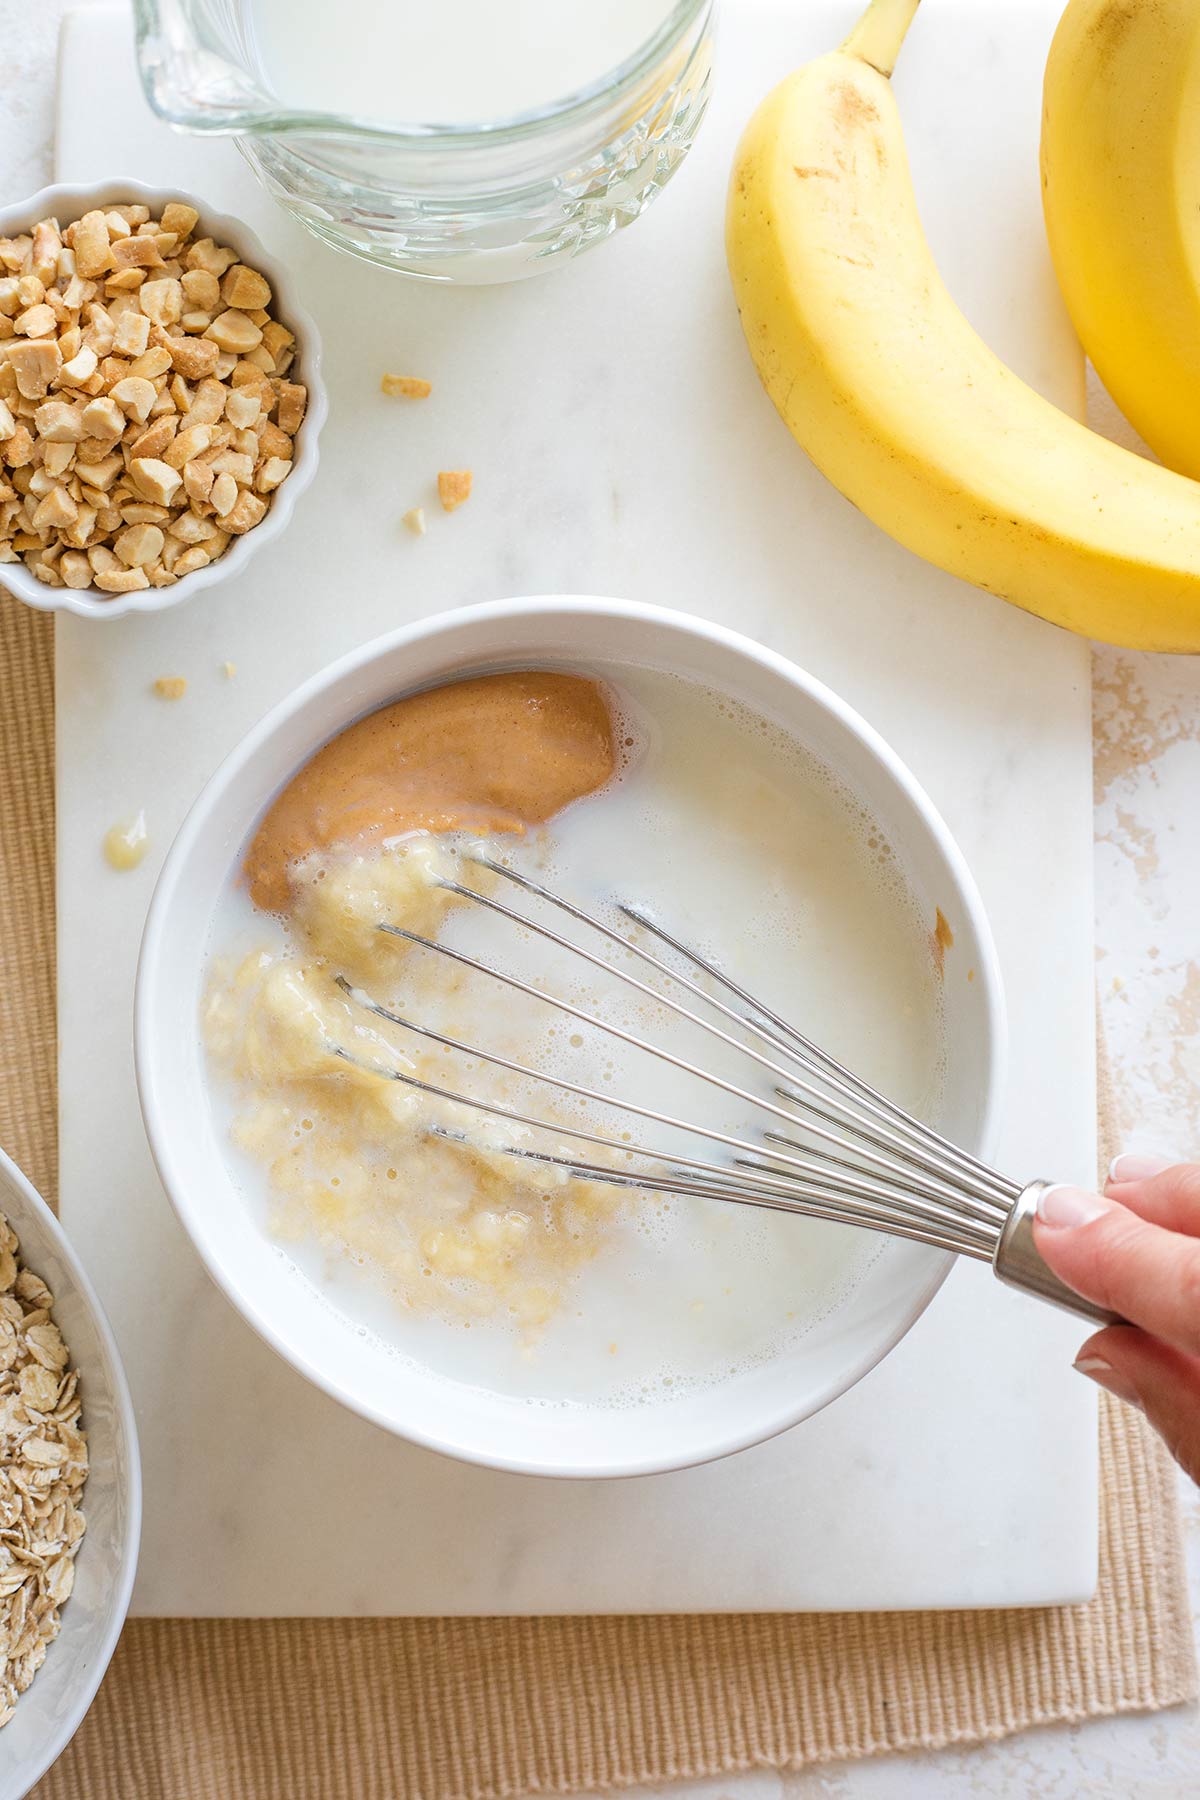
[{"left": 0, "top": 178, "right": 325, "bottom": 621}]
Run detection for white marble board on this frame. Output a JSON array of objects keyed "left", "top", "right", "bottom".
[{"left": 53, "top": 0, "right": 1098, "bottom": 1615}]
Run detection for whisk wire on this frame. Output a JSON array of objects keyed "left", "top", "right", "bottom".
[
  {"left": 324, "top": 851, "right": 1118, "bottom": 1328},
  {"left": 422, "top": 872, "right": 1004, "bottom": 1211},
  {"left": 617, "top": 895, "right": 1019, "bottom": 1205}
]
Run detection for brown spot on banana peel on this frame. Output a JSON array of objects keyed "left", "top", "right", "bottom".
[
  {"left": 794, "top": 166, "right": 836, "bottom": 179},
  {"left": 832, "top": 80, "right": 880, "bottom": 130},
  {"left": 1088, "top": 0, "right": 1138, "bottom": 63}
]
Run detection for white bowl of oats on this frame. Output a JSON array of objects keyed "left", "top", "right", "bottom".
[
  {"left": 0, "top": 178, "right": 325, "bottom": 619},
  {"left": 0, "top": 1147, "right": 139, "bottom": 1798}
]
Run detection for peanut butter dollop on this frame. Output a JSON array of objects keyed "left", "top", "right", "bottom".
[{"left": 244, "top": 670, "right": 615, "bottom": 912}]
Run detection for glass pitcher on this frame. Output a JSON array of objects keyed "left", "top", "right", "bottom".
[{"left": 133, "top": 0, "right": 715, "bottom": 283}]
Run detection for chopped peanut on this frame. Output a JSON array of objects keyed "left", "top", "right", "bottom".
[
  {"left": 1, "top": 425, "right": 34, "bottom": 468},
  {"left": 254, "top": 456, "right": 290, "bottom": 493},
  {"left": 221, "top": 264, "right": 272, "bottom": 311},
  {"left": 381, "top": 374, "right": 431, "bottom": 399},
  {"left": 165, "top": 333, "right": 220, "bottom": 383},
  {"left": 210, "top": 471, "right": 238, "bottom": 517},
  {"left": 93, "top": 564, "right": 149, "bottom": 593},
  {"left": 33, "top": 400, "right": 85, "bottom": 442},
  {"left": 31, "top": 486, "right": 77, "bottom": 531},
  {"left": 402, "top": 506, "right": 426, "bottom": 535},
  {"left": 9, "top": 339, "right": 61, "bottom": 399},
  {"left": 30, "top": 221, "right": 61, "bottom": 286},
  {"left": 59, "top": 549, "right": 92, "bottom": 588},
  {"left": 224, "top": 388, "right": 260, "bottom": 429},
  {"left": 171, "top": 509, "right": 218, "bottom": 544},
  {"left": 185, "top": 376, "right": 227, "bottom": 427},
  {"left": 182, "top": 457, "right": 214, "bottom": 504},
  {"left": 111, "top": 235, "right": 162, "bottom": 271},
  {"left": 153, "top": 674, "right": 188, "bottom": 699},
  {"left": 275, "top": 382, "right": 306, "bottom": 434},
  {"left": 211, "top": 450, "right": 253, "bottom": 484},
  {"left": 79, "top": 452, "right": 123, "bottom": 491},
  {"left": 112, "top": 310, "right": 151, "bottom": 358},
  {"left": 173, "top": 546, "right": 211, "bottom": 576},
  {"left": 203, "top": 309, "right": 262, "bottom": 354},
  {"left": 42, "top": 441, "right": 75, "bottom": 478},
  {"left": 109, "top": 376, "right": 156, "bottom": 423},
  {"left": 114, "top": 523, "right": 164, "bottom": 567},
  {"left": 80, "top": 396, "right": 125, "bottom": 442},
  {"left": 163, "top": 423, "right": 211, "bottom": 469},
  {"left": 58, "top": 344, "right": 98, "bottom": 386},
  {"left": 160, "top": 203, "right": 199, "bottom": 239},
  {"left": 437, "top": 469, "right": 472, "bottom": 512},
  {"left": 219, "top": 489, "right": 266, "bottom": 534},
  {"left": 129, "top": 457, "right": 183, "bottom": 507},
  {"left": 260, "top": 320, "right": 293, "bottom": 364},
  {"left": 181, "top": 268, "right": 219, "bottom": 311},
  {"left": 185, "top": 238, "right": 238, "bottom": 278},
  {"left": 139, "top": 277, "right": 182, "bottom": 327},
  {"left": 256, "top": 419, "right": 293, "bottom": 462},
  {"left": 129, "top": 417, "right": 177, "bottom": 463}
]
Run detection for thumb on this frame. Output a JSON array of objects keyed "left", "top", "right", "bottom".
[{"left": 1033, "top": 1185, "right": 1200, "bottom": 1359}]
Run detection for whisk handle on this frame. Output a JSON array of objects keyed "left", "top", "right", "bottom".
[{"left": 993, "top": 1182, "right": 1122, "bottom": 1328}]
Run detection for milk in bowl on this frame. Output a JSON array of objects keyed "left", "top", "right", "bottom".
[{"left": 201, "top": 665, "right": 947, "bottom": 1412}]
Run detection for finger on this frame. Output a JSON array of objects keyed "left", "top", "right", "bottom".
[
  {"left": 1106, "top": 1152, "right": 1173, "bottom": 1186},
  {"left": 1075, "top": 1324, "right": 1200, "bottom": 1487},
  {"left": 1104, "top": 1157, "right": 1200, "bottom": 1233},
  {"left": 1033, "top": 1185, "right": 1200, "bottom": 1358}
]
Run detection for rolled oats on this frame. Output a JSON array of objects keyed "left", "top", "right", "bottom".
[{"left": 0, "top": 1213, "right": 88, "bottom": 1730}]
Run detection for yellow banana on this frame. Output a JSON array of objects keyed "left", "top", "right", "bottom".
[
  {"left": 725, "top": 0, "right": 1200, "bottom": 652},
  {"left": 1042, "top": 0, "right": 1200, "bottom": 480}
]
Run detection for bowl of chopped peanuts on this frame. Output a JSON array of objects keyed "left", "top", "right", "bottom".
[
  {"left": 0, "top": 178, "right": 326, "bottom": 620},
  {"left": 0, "top": 1145, "right": 139, "bottom": 1797}
]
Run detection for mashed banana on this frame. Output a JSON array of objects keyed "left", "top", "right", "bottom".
[
  {"left": 208, "top": 672, "right": 635, "bottom": 1335},
  {"left": 205, "top": 837, "right": 627, "bottom": 1333}
]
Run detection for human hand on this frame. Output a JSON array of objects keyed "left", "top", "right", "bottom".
[{"left": 1032, "top": 1156, "right": 1200, "bottom": 1483}]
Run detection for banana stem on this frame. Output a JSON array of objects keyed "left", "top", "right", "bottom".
[{"left": 841, "top": 0, "right": 922, "bottom": 77}]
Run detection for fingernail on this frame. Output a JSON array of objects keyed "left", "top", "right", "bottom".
[
  {"left": 1036, "top": 1184, "right": 1110, "bottom": 1228},
  {"left": 1074, "top": 1355, "right": 1143, "bottom": 1412},
  {"left": 1108, "top": 1151, "right": 1172, "bottom": 1184}
]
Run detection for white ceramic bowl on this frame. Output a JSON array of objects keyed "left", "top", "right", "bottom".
[
  {"left": 0, "top": 1148, "right": 140, "bottom": 1800},
  {"left": 0, "top": 178, "right": 326, "bottom": 621},
  {"left": 136, "top": 597, "right": 1004, "bottom": 1478}
]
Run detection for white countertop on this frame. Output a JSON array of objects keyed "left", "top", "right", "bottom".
[{"left": 8, "top": 0, "right": 1200, "bottom": 1789}]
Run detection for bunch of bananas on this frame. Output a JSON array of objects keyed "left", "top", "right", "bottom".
[{"left": 726, "top": 0, "right": 1200, "bottom": 652}]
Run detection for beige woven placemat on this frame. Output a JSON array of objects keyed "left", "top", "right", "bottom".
[{"left": 0, "top": 600, "right": 1194, "bottom": 1799}]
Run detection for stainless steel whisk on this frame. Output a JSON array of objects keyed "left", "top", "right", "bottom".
[{"left": 332, "top": 853, "right": 1113, "bottom": 1327}]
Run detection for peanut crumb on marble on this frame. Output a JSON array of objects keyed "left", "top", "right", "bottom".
[
  {"left": 381, "top": 374, "right": 431, "bottom": 399},
  {"left": 437, "top": 469, "right": 471, "bottom": 513},
  {"left": 402, "top": 506, "right": 426, "bottom": 535},
  {"left": 153, "top": 675, "right": 187, "bottom": 700}
]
